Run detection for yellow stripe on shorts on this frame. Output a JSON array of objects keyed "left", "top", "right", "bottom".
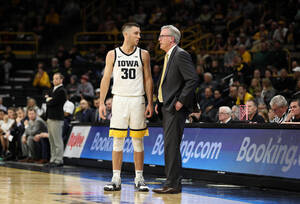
[
  {"left": 130, "top": 128, "right": 149, "bottom": 138},
  {"left": 109, "top": 129, "right": 128, "bottom": 138}
]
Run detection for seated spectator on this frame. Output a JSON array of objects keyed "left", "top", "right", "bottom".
[
  {"left": 20, "top": 108, "right": 48, "bottom": 162},
  {"left": 224, "top": 85, "right": 238, "bottom": 108},
  {"left": 33, "top": 132, "right": 50, "bottom": 164},
  {"left": 231, "top": 105, "right": 240, "bottom": 121},
  {"left": 269, "top": 95, "right": 289, "bottom": 123},
  {"left": 0, "top": 114, "right": 15, "bottom": 158},
  {"left": 236, "top": 84, "right": 254, "bottom": 105},
  {"left": 93, "top": 97, "right": 101, "bottom": 123},
  {"left": 258, "top": 109, "right": 269, "bottom": 122},
  {"left": 238, "top": 44, "right": 251, "bottom": 65},
  {"left": 0, "top": 97, "right": 7, "bottom": 112},
  {"left": 103, "top": 97, "right": 113, "bottom": 121},
  {"left": 63, "top": 96, "right": 75, "bottom": 145},
  {"left": 66, "top": 75, "right": 79, "bottom": 101},
  {"left": 218, "top": 106, "right": 232, "bottom": 124},
  {"left": 248, "top": 78, "right": 262, "bottom": 100},
  {"left": 62, "top": 58, "right": 73, "bottom": 84},
  {"left": 49, "top": 57, "right": 62, "bottom": 78},
  {"left": 24, "top": 98, "right": 44, "bottom": 117},
  {"left": 76, "top": 74, "right": 95, "bottom": 101},
  {"left": 245, "top": 100, "right": 265, "bottom": 123},
  {"left": 224, "top": 44, "right": 238, "bottom": 69},
  {"left": 260, "top": 78, "right": 276, "bottom": 105},
  {"left": 6, "top": 107, "right": 26, "bottom": 160},
  {"left": 198, "top": 72, "right": 218, "bottom": 97},
  {"left": 273, "top": 68, "right": 295, "bottom": 98},
  {"left": 74, "top": 99, "right": 95, "bottom": 123},
  {"left": 32, "top": 62, "right": 51, "bottom": 94},
  {"left": 284, "top": 98, "right": 300, "bottom": 123}
]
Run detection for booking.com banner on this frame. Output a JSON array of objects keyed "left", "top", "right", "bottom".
[{"left": 65, "top": 125, "right": 300, "bottom": 180}]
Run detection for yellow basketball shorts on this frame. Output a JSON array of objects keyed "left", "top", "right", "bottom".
[{"left": 109, "top": 95, "right": 149, "bottom": 138}]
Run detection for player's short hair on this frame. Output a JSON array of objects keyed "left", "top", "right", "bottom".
[{"left": 121, "top": 22, "right": 140, "bottom": 33}]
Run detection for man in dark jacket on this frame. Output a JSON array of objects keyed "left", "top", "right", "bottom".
[{"left": 45, "top": 72, "right": 67, "bottom": 167}]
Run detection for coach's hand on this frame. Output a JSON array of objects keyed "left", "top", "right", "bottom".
[
  {"left": 99, "top": 103, "right": 107, "bottom": 120},
  {"left": 145, "top": 104, "right": 153, "bottom": 118}
]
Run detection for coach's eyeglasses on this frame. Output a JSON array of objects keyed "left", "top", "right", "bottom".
[{"left": 158, "top": 35, "right": 172, "bottom": 39}]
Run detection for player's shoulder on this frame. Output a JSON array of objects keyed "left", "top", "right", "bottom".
[
  {"left": 140, "top": 48, "right": 149, "bottom": 54},
  {"left": 140, "top": 48, "right": 150, "bottom": 58}
]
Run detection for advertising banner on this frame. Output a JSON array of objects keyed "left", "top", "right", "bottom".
[
  {"left": 66, "top": 125, "right": 300, "bottom": 179},
  {"left": 64, "top": 126, "right": 91, "bottom": 158}
]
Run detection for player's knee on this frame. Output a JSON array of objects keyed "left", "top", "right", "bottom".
[
  {"left": 132, "top": 138, "right": 144, "bottom": 152},
  {"left": 113, "top": 137, "right": 125, "bottom": 151}
]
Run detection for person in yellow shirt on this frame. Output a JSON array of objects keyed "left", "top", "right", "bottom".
[
  {"left": 239, "top": 44, "right": 251, "bottom": 64},
  {"left": 236, "top": 84, "right": 254, "bottom": 105},
  {"left": 45, "top": 7, "right": 60, "bottom": 25},
  {"left": 33, "top": 62, "right": 51, "bottom": 93},
  {"left": 253, "top": 24, "right": 268, "bottom": 41}
]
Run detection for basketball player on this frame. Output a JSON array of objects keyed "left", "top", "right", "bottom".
[{"left": 99, "top": 22, "right": 153, "bottom": 191}]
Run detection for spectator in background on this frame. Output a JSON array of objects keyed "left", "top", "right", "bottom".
[
  {"left": 246, "top": 100, "right": 265, "bottom": 123},
  {"left": 252, "top": 42, "right": 271, "bottom": 70},
  {"left": 269, "top": 95, "right": 289, "bottom": 123},
  {"left": 284, "top": 98, "right": 300, "bottom": 123},
  {"left": 62, "top": 95, "right": 75, "bottom": 145},
  {"left": 198, "top": 72, "right": 218, "bottom": 97},
  {"left": 76, "top": 74, "right": 94, "bottom": 101},
  {"left": 270, "top": 41, "right": 288, "bottom": 70},
  {"left": 75, "top": 99, "right": 95, "bottom": 123},
  {"left": 93, "top": 97, "right": 101, "bottom": 123},
  {"left": 32, "top": 62, "right": 51, "bottom": 94},
  {"left": 224, "top": 44, "right": 238, "bottom": 68},
  {"left": 236, "top": 84, "right": 254, "bottom": 105},
  {"left": 273, "top": 68, "right": 294, "bottom": 99},
  {"left": 0, "top": 97, "right": 7, "bottom": 112},
  {"left": 260, "top": 78, "right": 276, "bottom": 105},
  {"left": 273, "top": 20, "right": 288, "bottom": 43},
  {"left": 152, "top": 64, "right": 161, "bottom": 90},
  {"left": 248, "top": 78, "right": 262, "bottom": 100},
  {"left": 218, "top": 106, "right": 232, "bottom": 123},
  {"left": 66, "top": 75, "right": 79, "bottom": 101},
  {"left": 49, "top": 57, "right": 62, "bottom": 79},
  {"left": 231, "top": 105, "right": 240, "bottom": 121},
  {"left": 224, "top": 85, "right": 238, "bottom": 108},
  {"left": 62, "top": 58, "right": 73, "bottom": 84},
  {"left": 24, "top": 98, "right": 44, "bottom": 118},
  {"left": 103, "top": 97, "right": 113, "bottom": 121},
  {"left": 7, "top": 107, "right": 26, "bottom": 161},
  {"left": 238, "top": 44, "right": 251, "bottom": 65},
  {"left": 20, "top": 108, "right": 48, "bottom": 163},
  {"left": 0, "top": 114, "right": 15, "bottom": 158}
]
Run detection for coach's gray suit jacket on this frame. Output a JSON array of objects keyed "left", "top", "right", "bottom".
[{"left": 159, "top": 46, "right": 199, "bottom": 113}]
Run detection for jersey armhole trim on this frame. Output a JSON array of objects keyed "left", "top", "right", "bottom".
[
  {"left": 139, "top": 48, "right": 144, "bottom": 67},
  {"left": 113, "top": 48, "right": 117, "bottom": 67}
]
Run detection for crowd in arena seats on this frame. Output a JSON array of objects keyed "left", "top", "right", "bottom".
[
  {"left": 0, "top": 0, "right": 300, "bottom": 161},
  {"left": 0, "top": 0, "right": 81, "bottom": 46}
]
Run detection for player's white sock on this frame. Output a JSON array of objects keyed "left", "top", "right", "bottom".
[{"left": 112, "top": 170, "right": 121, "bottom": 184}]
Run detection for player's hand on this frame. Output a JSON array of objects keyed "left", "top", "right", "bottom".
[
  {"left": 175, "top": 101, "right": 183, "bottom": 111},
  {"left": 145, "top": 104, "right": 153, "bottom": 118},
  {"left": 99, "top": 103, "right": 107, "bottom": 120}
]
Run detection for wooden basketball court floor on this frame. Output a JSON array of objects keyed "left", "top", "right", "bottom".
[{"left": 1, "top": 161, "right": 300, "bottom": 204}]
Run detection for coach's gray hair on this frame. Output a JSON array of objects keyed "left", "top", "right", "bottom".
[
  {"left": 161, "top": 25, "right": 181, "bottom": 44},
  {"left": 269, "top": 95, "right": 288, "bottom": 107}
]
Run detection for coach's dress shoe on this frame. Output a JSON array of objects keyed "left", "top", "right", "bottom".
[{"left": 152, "top": 186, "right": 181, "bottom": 194}]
